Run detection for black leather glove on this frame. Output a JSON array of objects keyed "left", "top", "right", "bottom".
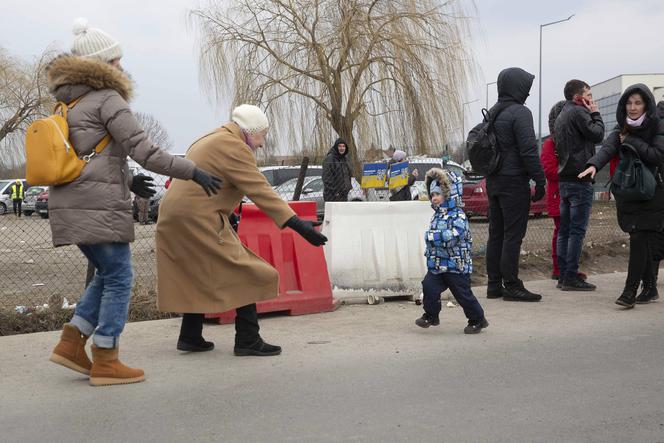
[
  {"left": 284, "top": 216, "right": 327, "bottom": 246},
  {"left": 130, "top": 175, "right": 156, "bottom": 199},
  {"left": 532, "top": 184, "right": 545, "bottom": 202},
  {"left": 192, "top": 168, "right": 222, "bottom": 197}
]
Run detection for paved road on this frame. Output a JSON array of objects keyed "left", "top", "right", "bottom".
[{"left": 1, "top": 272, "right": 663, "bottom": 443}]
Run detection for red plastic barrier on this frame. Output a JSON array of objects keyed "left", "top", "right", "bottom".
[{"left": 206, "top": 201, "right": 338, "bottom": 324}]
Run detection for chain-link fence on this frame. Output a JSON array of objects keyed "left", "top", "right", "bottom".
[{"left": 0, "top": 158, "right": 627, "bottom": 311}]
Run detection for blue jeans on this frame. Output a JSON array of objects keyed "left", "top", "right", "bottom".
[
  {"left": 70, "top": 243, "right": 133, "bottom": 348},
  {"left": 557, "top": 182, "right": 593, "bottom": 280},
  {"left": 422, "top": 271, "right": 485, "bottom": 323}
]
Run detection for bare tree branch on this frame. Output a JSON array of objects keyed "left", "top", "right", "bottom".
[
  {"left": 0, "top": 46, "right": 55, "bottom": 172},
  {"left": 135, "top": 112, "right": 173, "bottom": 152},
  {"left": 190, "top": 0, "right": 477, "bottom": 170}
]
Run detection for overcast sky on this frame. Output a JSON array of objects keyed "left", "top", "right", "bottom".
[{"left": 1, "top": 0, "right": 663, "bottom": 153}]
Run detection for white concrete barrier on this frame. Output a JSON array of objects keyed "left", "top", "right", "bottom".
[{"left": 322, "top": 201, "right": 432, "bottom": 290}]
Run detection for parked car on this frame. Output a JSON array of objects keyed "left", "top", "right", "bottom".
[
  {"left": 22, "top": 186, "right": 48, "bottom": 216},
  {"left": 35, "top": 189, "right": 49, "bottom": 219},
  {"left": 0, "top": 179, "right": 29, "bottom": 215},
  {"left": 273, "top": 175, "right": 365, "bottom": 220},
  {"left": 260, "top": 165, "right": 323, "bottom": 187},
  {"left": 462, "top": 178, "right": 547, "bottom": 218}
]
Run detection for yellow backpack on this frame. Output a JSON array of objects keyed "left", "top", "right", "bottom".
[{"left": 24, "top": 96, "right": 111, "bottom": 186}]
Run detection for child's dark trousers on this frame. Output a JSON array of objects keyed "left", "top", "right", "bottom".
[{"left": 422, "top": 271, "right": 485, "bottom": 323}]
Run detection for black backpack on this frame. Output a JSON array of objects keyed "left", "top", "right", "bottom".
[
  {"left": 610, "top": 143, "right": 657, "bottom": 202},
  {"left": 466, "top": 104, "right": 514, "bottom": 175}
]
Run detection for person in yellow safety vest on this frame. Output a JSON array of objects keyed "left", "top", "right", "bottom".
[{"left": 9, "top": 179, "right": 24, "bottom": 217}]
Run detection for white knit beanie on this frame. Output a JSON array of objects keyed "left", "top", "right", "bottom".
[
  {"left": 71, "top": 18, "right": 123, "bottom": 62},
  {"left": 232, "top": 104, "right": 269, "bottom": 135}
]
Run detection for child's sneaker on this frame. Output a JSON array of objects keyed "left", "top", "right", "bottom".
[
  {"left": 464, "top": 318, "right": 489, "bottom": 334},
  {"left": 415, "top": 313, "right": 440, "bottom": 328}
]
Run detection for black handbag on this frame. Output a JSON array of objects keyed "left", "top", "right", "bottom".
[{"left": 610, "top": 143, "right": 657, "bottom": 202}]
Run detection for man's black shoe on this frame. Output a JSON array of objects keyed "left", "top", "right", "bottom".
[
  {"left": 464, "top": 318, "right": 489, "bottom": 334},
  {"left": 486, "top": 285, "right": 504, "bottom": 299},
  {"left": 616, "top": 282, "right": 639, "bottom": 308},
  {"left": 234, "top": 338, "right": 282, "bottom": 356},
  {"left": 177, "top": 336, "right": 215, "bottom": 352},
  {"left": 561, "top": 276, "right": 596, "bottom": 292},
  {"left": 502, "top": 285, "right": 542, "bottom": 302},
  {"left": 415, "top": 313, "right": 440, "bottom": 328},
  {"left": 635, "top": 282, "right": 659, "bottom": 304}
]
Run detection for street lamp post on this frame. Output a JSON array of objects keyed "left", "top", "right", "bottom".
[
  {"left": 486, "top": 81, "right": 497, "bottom": 110},
  {"left": 539, "top": 14, "right": 574, "bottom": 150},
  {"left": 462, "top": 99, "right": 479, "bottom": 164}
]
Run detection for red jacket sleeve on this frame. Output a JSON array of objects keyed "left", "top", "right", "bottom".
[{"left": 540, "top": 139, "right": 559, "bottom": 183}]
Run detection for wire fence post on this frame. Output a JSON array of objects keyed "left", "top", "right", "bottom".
[{"left": 292, "top": 156, "right": 309, "bottom": 201}]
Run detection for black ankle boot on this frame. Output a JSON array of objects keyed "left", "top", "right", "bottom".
[
  {"left": 615, "top": 282, "right": 639, "bottom": 308},
  {"left": 415, "top": 313, "right": 440, "bottom": 328},
  {"left": 486, "top": 283, "right": 504, "bottom": 299},
  {"left": 234, "top": 338, "right": 281, "bottom": 356},
  {"left": 635, "top": 281, "right": 659, "bottom": 304},
  {"left": 177, "top": 336, "right": 215, "bottom": 352}
]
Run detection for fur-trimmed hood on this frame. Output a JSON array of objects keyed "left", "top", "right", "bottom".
[
  {"left": 46, "top": 54, "right": 133, "bottom": 103},
  {"left": 425, "top": 167, "right": 464, "bottom": 209},
  {"left": 425, "top": 168, "right": 451, "bottom": 199}
]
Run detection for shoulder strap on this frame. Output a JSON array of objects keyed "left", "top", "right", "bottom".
[
  {"left": 54, "top": 93, "right": 111, "bottom": 161},
  {"left": 487, "top": 102, "right": 517, "bottom": 125}
]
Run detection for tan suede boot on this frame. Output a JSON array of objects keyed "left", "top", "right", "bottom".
[
  {"left": 89, "top": 345, "right": 145, "bottom": 386},
  {"left": 49, "top": 323, "right": 92, "bottom": 375}
]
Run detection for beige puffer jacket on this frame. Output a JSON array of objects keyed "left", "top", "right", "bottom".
[{"left": 46, "top": 55, "right": 196, "bottom": 246}]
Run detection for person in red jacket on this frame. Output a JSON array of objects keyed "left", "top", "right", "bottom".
[{"left": 541, "top": 101, "right": 587, "bottom": 283}]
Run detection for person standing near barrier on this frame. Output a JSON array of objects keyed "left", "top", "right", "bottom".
[
  {"left": 541, "top": 101, "right": 589, "bottom": 284},
  {"left": 322, "top": 138, "right": 352, "bottom": 202},
  {"left": 9, "top": 179, "right": 24, "bottom": 217},
  {"left": 415, "top": 167, "right": 488, "bottom": 333},
  {"left": 47, "top": 19, "right": 222, "bottom": 386},
  {"left": 580, "top": 84, "right": 664, "bottom": 307},
  {"left": 156, "top": 105, "right": 327, "bottom": 355},
  {"left": 485, "top": 67, "right": 546, "bottom": 302},
  {"left": 388, "top": 149, "right": 418, "bottom": 201},
  {"left": 554, "top": 80, "right": 605, "bottom": 291}
]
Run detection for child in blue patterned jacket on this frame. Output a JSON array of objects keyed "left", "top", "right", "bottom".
[{"left": 415, "top": 168, "right": 489, "bottom": 334}]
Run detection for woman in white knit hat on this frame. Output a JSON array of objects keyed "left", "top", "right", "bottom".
[
  {"left": 48, "top": 18, "right": 222, "bottom": 386},
  {"left": 156, "top": 105, "right": 327, "bottom": 356}
]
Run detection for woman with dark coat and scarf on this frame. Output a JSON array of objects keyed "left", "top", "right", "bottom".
[{"left": 579, "top": 84, "right": 664, "bottom": 307}]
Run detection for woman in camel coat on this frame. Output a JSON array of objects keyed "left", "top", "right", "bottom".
[{"left": 157, "top": 105, "right": 327, "bottom": 355}]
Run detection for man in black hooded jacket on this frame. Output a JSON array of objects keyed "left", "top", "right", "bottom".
[
  {"left": 323, "top": 138, "right": 353, "bottom": 202},
  {"left": 485, "top": 67, "right": 546, "bottom": 302}
]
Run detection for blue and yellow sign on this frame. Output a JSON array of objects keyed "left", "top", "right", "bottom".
[
  {"left": 388, "top": 161, "right": 409, "bottom": 189},
  {"left": 361, "top": 163, "right": 388, "bottom": 188}
]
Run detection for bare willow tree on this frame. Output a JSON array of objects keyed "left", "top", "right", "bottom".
[
  {"left": 190, "top": 0, "right": 476, "bottom": 171},
  {"left": 0, "top": 47, "right": 53, "bottom": 172},
  {"left": 135, "top": 112, "right": 173, "bottom": 151}
]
